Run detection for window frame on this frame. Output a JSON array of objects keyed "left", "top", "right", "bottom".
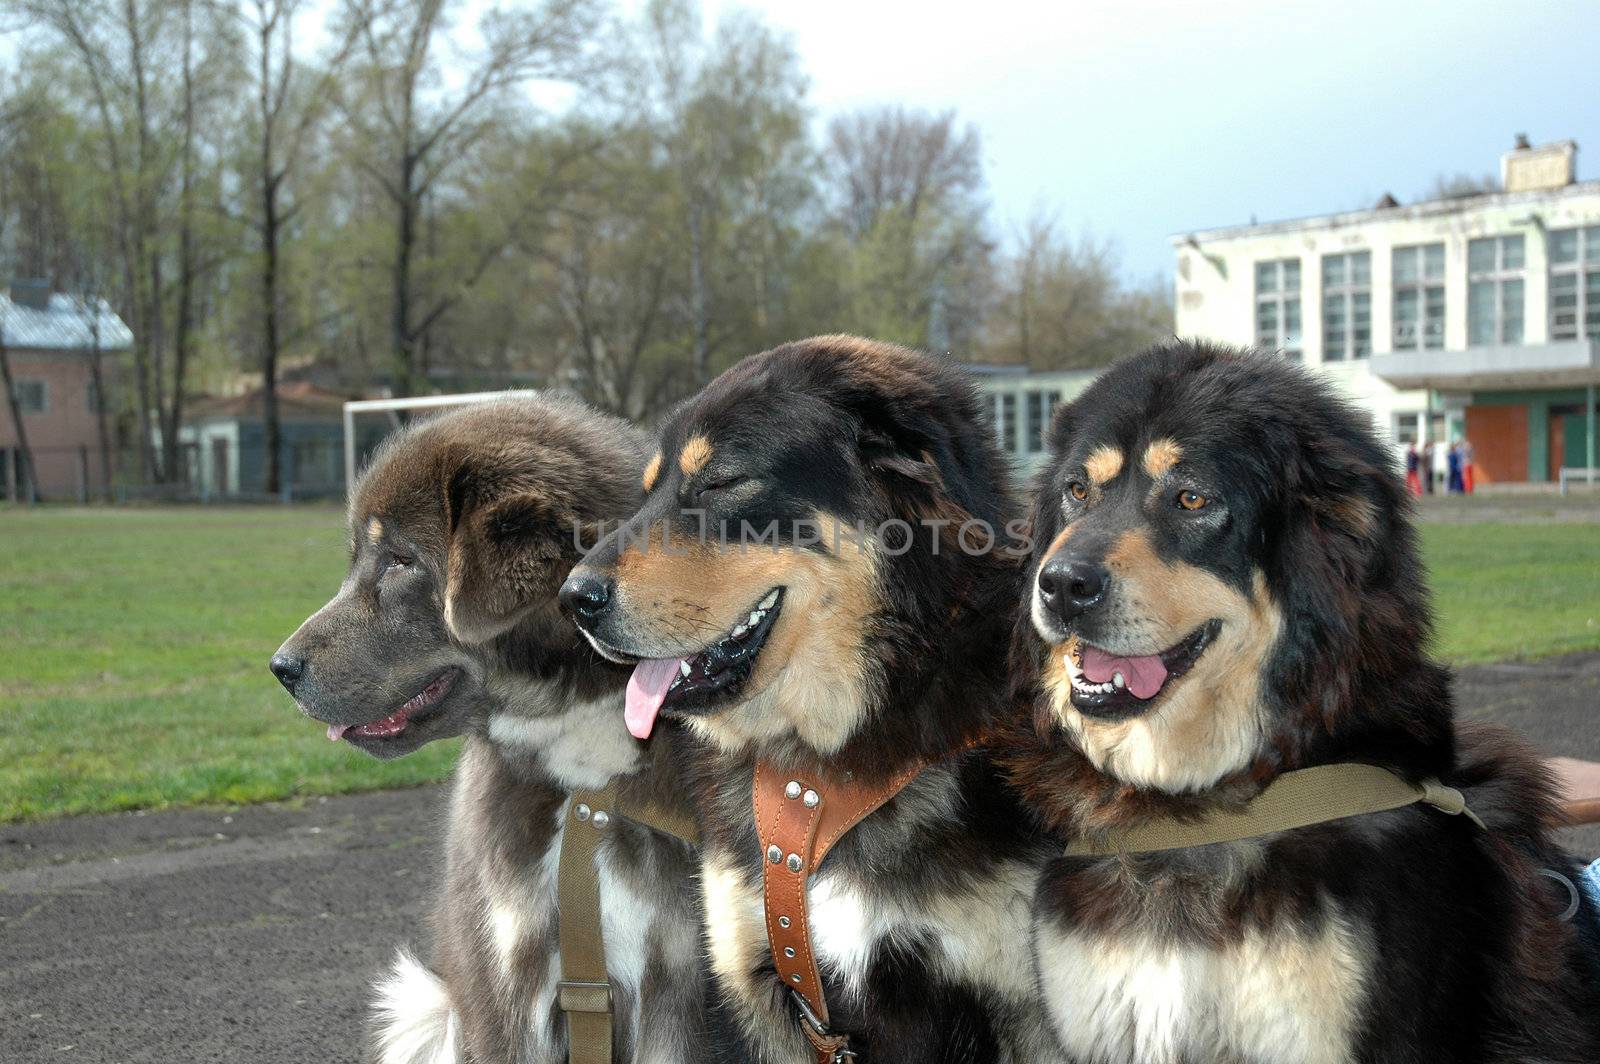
[
  {"left": 1321, "top": 251, "right": 1372, "bottom": 362},
  {"left": 1467, "top": 234, "right": 1526, "bottom": 346},
  {"left": 1392, "top": 243, "right": 1446, "bottom": 351},
  {"left": 1255, "top": 258, "right": 1303, "bottom": 360},
  {"left": 13, "top": 378, "right": 47, "bottom": 415},
  {"left": 1549, "top": 225, "right": 1600, "bottom": 342}
]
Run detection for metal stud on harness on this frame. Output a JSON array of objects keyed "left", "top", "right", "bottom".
[{"left": 752, "top": 758, "right": 930, "bottom": 1064}]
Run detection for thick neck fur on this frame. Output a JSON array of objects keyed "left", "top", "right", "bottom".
[
  {"left": 713, "top": 542, "right": 1021, "bottom": 787},
  {"left": 1005, "top": 621, "right": 1459, "bottom": 845}
]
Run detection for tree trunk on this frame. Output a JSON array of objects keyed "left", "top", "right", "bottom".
[
  {"left": 163, "top": 0, "right": 198, "bottom": 487},
  {"left": 259, "top": 12, "right": 283, "bottom": 495},
  {"left": 687, "top": 192, "right": 709, "bottom": 387},
  {"left": 392, "top": 152, "right": 418, "bottom": 397},
  {"left": 0, "top": 337, "right": 39, "bottom": 503},
  {"left": 88, "top": 325, "right": 112, "bottom": 500}
]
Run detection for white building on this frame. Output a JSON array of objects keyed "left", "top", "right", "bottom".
[{"left": 1173, "top": 138, "right": 1600, "bottom": 485}]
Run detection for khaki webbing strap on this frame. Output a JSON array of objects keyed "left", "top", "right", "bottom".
[
  {"left": 558, "top": 787, "right": 700, "bottom": 1064},
  {"left": 560, "top": 784, "right": 617, "bottom": 1064},
  {"left": 1063, "top": 763, "right": 1486, "bottom": 857}
]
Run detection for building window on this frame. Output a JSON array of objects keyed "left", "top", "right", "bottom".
[
  {"left": 1321, "top": 251, "right": 1371, "bottom": 361},
  {"left": 1024, "top": 389, "right": 1063, "bottom": 453},
  {"left": 997, "top": 392, "right": 1017, "bottom": 453},
  {"left": 13, "top": 379, "right": 47, "bottom": 414},
  {"left": 1393, "top": 243, "right": 1445, "bottom": 350},
  {"left": 1467, "top": 235, "right": 1524, "bottom": 345},
  {"left": 1255, "top": 258, "right": 1302, "bottom": 360},
  {"left": 1550, "top": 225, "right": 1600, "bottom": 341}
]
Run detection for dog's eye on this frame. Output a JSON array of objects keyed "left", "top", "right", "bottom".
[
  {"left": 1067, "top": 481, "right": 1088, "bottom": 502},
  {"left": 695, "top": 475, "right": 747, "bottom": 501},
  {"left": 385, "top": 552, "right": 413, "bottom": 571},
  {"left": 1176, "top": 490, "right": 1209, "bottom": 511}
]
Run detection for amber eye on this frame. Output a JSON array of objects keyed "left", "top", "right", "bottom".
[
  {"left": 1067, "top": 481, "right": 1089, "bottom": 502},
  {"left": 1177, "top": 490, "right": 1208, "bottom": 511}
]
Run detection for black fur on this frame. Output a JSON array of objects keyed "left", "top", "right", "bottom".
[{"left": 1004, "top": 341, "right": 1600, "bottom": 1063}]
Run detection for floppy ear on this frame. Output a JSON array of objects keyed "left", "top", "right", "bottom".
[
  {"left": 858, "top": 424, "right": 945, "bottom": 489},
  {"left": 443, "top": 483, "right": 577, "bottom": 645}
]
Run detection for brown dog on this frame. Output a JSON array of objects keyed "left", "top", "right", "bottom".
[{"left": 271, "top": 397, "right": 710, "bottom": 1064}]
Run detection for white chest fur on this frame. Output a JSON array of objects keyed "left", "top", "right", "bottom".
[
  {"left": 703, "top": 852, "right": 1044, "bottom": 1035},
  {"left": 1035, "top": 905, "right": 1370, "bottom": 1064}
]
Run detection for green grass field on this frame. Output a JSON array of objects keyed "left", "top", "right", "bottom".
[{"left": 2, "top": 507, "right": 1597, "bottom": 822}]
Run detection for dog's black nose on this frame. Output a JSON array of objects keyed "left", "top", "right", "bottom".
[
  {"left": 269, "top": 653, "right": 306, "bottom": 692},
  {"left": 1037, "top": 556, "right": 1108, "bottom": 621},
  {"left": 560, "top": 573, "right": 614, "bottom": 626}
]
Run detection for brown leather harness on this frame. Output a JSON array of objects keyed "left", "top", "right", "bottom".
[
  {"left": 752, "top": 757, "right": 932, "bottom": 1064},
  {"left": 558, "top": 784, "right": 699, "bottom": 1064}
]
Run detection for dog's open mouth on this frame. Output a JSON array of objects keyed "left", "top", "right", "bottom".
[
  {"left": 622, "top": 588, "right": 783, "bottom": 739},
  {"left": 1067, "top": 621, "right": 1219, "bottom": 719},
  {"left": 325, "top": 668, "right": 459, "bottom": 743}
]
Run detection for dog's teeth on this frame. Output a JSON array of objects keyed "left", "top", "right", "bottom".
[
  {"left": 1112, "top": 672, "right": 1126, "bottom": 689},
  {"left": 759, "top": 590, "right": 778, "bottom": 609},
  {"left": 748, "top": 611, "right": 761, "bottom": 626},
  {"left": 679, "top": 661, "right": 691, "bottom": 677},
  {"left": 732, "top": 622, "right": 749, "bottom": 637}
]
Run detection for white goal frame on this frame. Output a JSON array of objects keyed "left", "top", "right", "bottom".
[{"left": 342, "top": 390, "right": 539, "bottom": 498}]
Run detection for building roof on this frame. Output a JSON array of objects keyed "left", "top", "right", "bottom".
[
  {"left": 186, "top": 381, "right": 352, "bottom": 422},
  {"left": 0, "top": 291, "right": 134, "bottom": 352},
  {"left": 1171, "top": 178, "right": 1600, "bottom": 246}
]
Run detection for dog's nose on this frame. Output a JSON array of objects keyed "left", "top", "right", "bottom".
[
  {"left": 269, "top": 653, "right": 306, "bottom": 692},
  {"left": 1037, "top": 556, "right": 1109, "bottom": 622},
  {"left": 560, "top": 573, "right": 614, "bottom": 626}
]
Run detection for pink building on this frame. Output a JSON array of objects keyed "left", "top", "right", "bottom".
[{"left": 0, "top": 280, "right": 133, "bottom": 501}]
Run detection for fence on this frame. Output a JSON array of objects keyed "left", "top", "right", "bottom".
[{"left": 2, "top": 440, "right": 373, "bottom": 504}]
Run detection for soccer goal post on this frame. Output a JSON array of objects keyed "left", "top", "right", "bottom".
[{"left": 342, "top": 391, "right": 539, "bottom": 499}]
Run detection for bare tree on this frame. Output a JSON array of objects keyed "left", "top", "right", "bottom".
[
  {"left": 332, "top": 0, "right": 603, "bottom": 396},
  {"left": 827, "top": 106, "right": 983, "bottom": 239},
  {"left": 10, "top": 0, "right": 241, "bottom": 485},
  {"left": 982, "top": 209, "right": 1171, "bottom": 370},
  {"left": 235, "top": 0, "right": 360, "bottom": 494}
]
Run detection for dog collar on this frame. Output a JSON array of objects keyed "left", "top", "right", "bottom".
[
  {"left": 557, "top": 785, "right": 699, "bottom": 1064},
  {"left": 1062, "top": 762, "right": 1486, "bottom": 857}
]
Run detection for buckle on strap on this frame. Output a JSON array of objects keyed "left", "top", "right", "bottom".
[
  {"left": 558, "top": 980, "right": 613, "bottom": 1014},
  {"left": 790, "top": 990, "right": 855, "bottom": 1061}
]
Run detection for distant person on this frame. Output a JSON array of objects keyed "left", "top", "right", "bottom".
[
  {"left": 1462, "top": 437, "right": 1476, "bottom": 493},
  {"left": 1447, "top": 440, "right": 1465, "bottom": 494},
  {"left": 1405, "top": 443, "right": 1423, "bottom": 496}
]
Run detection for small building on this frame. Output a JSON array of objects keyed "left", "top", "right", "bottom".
[
  {"left": 965, "top": 364, "right": 1099, "bottom": 475},
  {"left": 180, "top": 381, "right": 368, "bottom": 499},
  {"left": 0, "top": 280, "right": 133, "bottom": 500},
  {"left": 1174, "top": 137, "right": 1600, "bottom": 484}
]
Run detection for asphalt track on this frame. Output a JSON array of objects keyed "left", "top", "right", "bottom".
[{"left": 3, "top": 652, "right": 1598, "bottom": 1063}]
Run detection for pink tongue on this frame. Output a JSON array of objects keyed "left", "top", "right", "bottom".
[
  {"left": 625, "top": 658, "right": 685, "bottom": 739},
  {"left": 326, "top": 723, "right": 349, "bottom": 742},
  {"left": 1080, "top": 644, "right": 1169, "bottom": 700}
]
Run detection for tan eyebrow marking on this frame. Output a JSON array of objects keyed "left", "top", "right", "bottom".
[
  {"left": 1084, "top": 445, "right": 1123, "bottom": 486},
  {"left": 678, "top": 435, "right": 713, "bottom": 477},
  {"left": 367, "top": 518, "right": 384, "bottom": 544},
  {"left": 1141, "top": 438, "right": 1183, "bottom": 479},
  {"left": 642, "top": 452, "right": 663, "bottom": 493}
]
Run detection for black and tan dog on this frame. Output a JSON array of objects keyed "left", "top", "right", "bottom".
[
  {"left": 560, "top": 336, "right": 1062, "bottom": 1063},
  {"left": 1006, "top": 341, "right": 1600, "bottom": 1063},
  {"left": 270, "top": 398, "right": 708, "bottom": 1064}
]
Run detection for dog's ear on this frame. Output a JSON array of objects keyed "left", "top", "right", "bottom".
[{"left": 443, "top": 469, "right": 577, "bottom": 644}]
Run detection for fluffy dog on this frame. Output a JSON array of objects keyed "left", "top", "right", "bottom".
[
  {"left": 270, "top": 397, "right": 708, "bottom": 1064},
  {"left": 1005, "top": 341, "right": 1600, "bottom": 1063},
  {"left": 560, "top": 336, "right": 1062, "bottom": 1063}
]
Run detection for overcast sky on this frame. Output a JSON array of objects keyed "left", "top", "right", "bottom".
[{"left": 705, "top": 0, "right": 1600, "bottom": 283}]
